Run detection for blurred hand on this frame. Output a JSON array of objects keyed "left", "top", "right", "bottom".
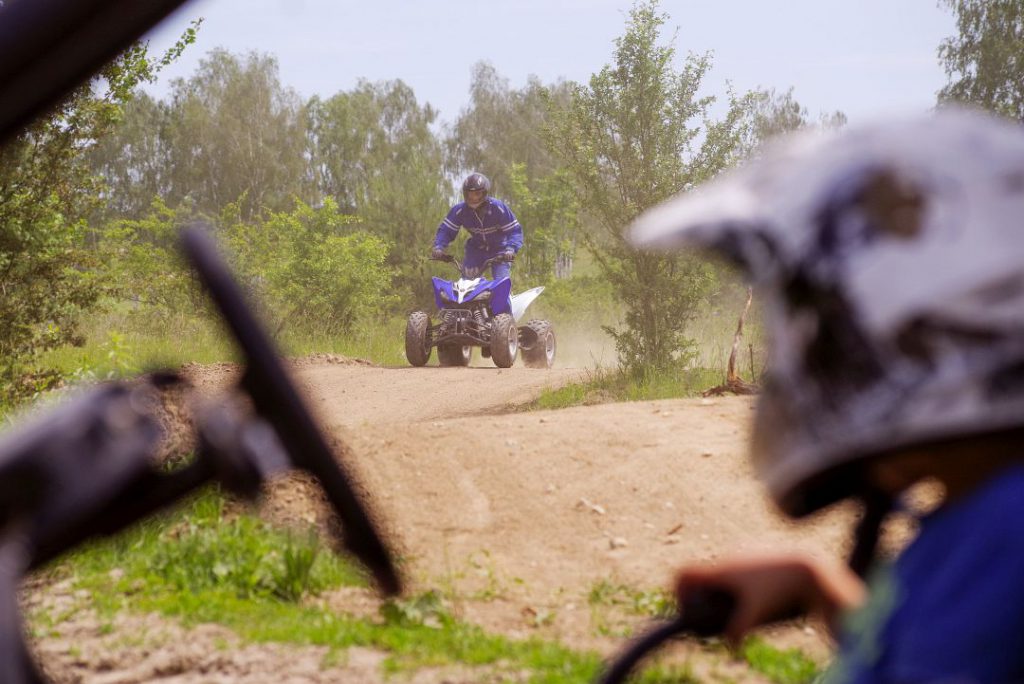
[
  {"left": 674, "top": 553, "right": 866, "bottom": 646},
  {"left": 498, "top": 250, "right": 516, "bottom": 263},
  {"left": 431, "top": 247, "right": 447, "bottom": 260}
]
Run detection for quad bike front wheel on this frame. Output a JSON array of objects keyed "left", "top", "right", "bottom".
[
  {"left": 489, "top": 313, "right": 518, "bottom": 368},
  {"left": 521, "top": 319, "right": 556, "bottom": 369},
  {"left": 405, "top": 311, "right": 432, "bottom": 367},
  {"left": 438, "top": 343, "right": 472, "bottom": 367}
]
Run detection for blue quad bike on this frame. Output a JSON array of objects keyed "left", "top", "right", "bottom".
[{"left": 405, "top": 254, "right": 556, "bottom": 368}]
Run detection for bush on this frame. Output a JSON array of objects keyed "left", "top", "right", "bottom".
[
  {"left": 529, "top": 274, "right": 618, "bottom": 325},
  {"left": 98, "top": 198, "right": 198, "bottom": 316},
  {"left": 227, "top": 198, "right": 397, "bottom": 336}
]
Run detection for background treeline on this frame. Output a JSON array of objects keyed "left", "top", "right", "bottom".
[
  {"left": 89, "top": 52, "right": 586, "bottom": 304},
  {"left": 3, "top": 0, "right": 1015, "bottom": 407}
]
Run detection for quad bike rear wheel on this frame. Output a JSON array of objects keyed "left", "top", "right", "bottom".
[
  {"left": 521, "top": 319, "right": 556, "bottom": 369},
  {"left": 489, "top": 313, "right": 518, "bottom": 368},
  {"left": 405, "top": 311, "right": 431, "bottom": 367},
  {"left": 438, "top": 343, "right": 472, "bottom": 367}
]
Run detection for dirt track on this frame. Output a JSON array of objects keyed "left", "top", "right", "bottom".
[
  {"left": 235, "top": 361, "right": 852, "bottom": 656},
  {"left": 35, "top": 359, "right": 860, "bottom": 682}
]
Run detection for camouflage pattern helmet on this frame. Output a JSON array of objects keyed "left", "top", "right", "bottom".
[{"left": 630, "top": 109, "right": 1024, "bottom": 518}]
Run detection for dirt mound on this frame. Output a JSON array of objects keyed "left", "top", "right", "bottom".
[
  {"left": 178, "top": 360, "right": 241, "bottom": 394},
  {"left": 178, "top": 353, "right": 375, "bottom": 389},
  {"left": 288, "top": 353, "right": 376, "bottom": 369}
]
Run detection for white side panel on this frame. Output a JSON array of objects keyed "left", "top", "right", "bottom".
[{"left": 509, "top": 286, "right": 545, "bottom": 322}]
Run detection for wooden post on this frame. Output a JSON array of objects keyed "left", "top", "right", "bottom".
[{"left": 703, "top": 287, "right": 758, "bottom": 397}]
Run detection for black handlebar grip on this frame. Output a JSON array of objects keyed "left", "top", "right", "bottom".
[
  {"left": 596, "top": 588, "right": 736, "bottom": 684},
  {"left": 678, "top": 587, "right": 736, "bottom": 636}
]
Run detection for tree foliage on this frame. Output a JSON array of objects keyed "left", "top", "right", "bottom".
[
  {"left": 504, "top": 163, "right": 580, "bottom": 282},
  {"left": 309, "top": 80, "right": 450, "bottom": 306},
  {"left": 93, "top": 48, "right": 310, "bottom": 220},
  {"left": 0, "top": 1, "right": 848, "bottom": 405},
  {"left": 98, "top": 198, "right": 196, "bottom": 316},
  {"left": 447, "top": 62, "right": 574, "bottom": 191},
  {"left": 938, "top": 0, "right": 1024, "bottom": 121},
  {"left": 0, "top": 28, "right": 198, "bottom": 404},
  {"left": 96, "top": 197, "right": 396, "bottom": 338},
  {"left": 551, "top": 0, "right": 754, "bottom": 376},
  {"left": 738, "top": 87, "right": 847, "bottom": 158},
  {"left": 90, "top": 91, "right": 172, "bottom": 219}
]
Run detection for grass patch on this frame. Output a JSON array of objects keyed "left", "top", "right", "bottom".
[
  {"left": 587, "top": 579, "right": 677, "bottom": 639},
  {"left": 277, "top": 316, "right": 407, "bottom": 367},
  {"left": 531, "top": 366, "right": 724, "bottom": 410},
  {"left": 587, "top": 580, "right": 675, "bottom": 619},
  {"left": 38, "top": 488, "right": 703, "bottom": 683},
  {"left": 1, "top": 310, "right": 406, "bottom": 421},
  {"left": 36, "top": 307, "right": 408, "bottom": 380},
  {"left": 741, "top": 636, "right": 821, "bottom": 684},
  {"left": 37, "top": 310, "right": 236, "bottom": 380},
  {"left": 65, "top": 488, "right": 367, "bottom": 605}
]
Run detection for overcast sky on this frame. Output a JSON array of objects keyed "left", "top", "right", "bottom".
[{"left": 144, "top": 1, "right": 957, "bottom": 127}]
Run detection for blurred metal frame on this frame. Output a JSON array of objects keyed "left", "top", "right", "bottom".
[
  {"left": 0, "top": 0, "right": 193, "bottom": 142},
  {"left": 0, "top": 5, "right": 405, "bottom": 679}
]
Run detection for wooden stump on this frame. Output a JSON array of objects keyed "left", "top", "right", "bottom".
[{"left": 702, "top": 287, "right": 760, "bottom": 397}]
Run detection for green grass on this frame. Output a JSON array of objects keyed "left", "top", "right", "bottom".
[
  {"left": 33, "top": 305, "right": 407, "bottom": 382},
  {"left": 531, "top": 366, "right": 725, "bottom": 411},
  {"left": 35, "top": 488, "right": 702, "bottom": 683},
  {"left": 64, "top": 488, "right": 367, "bottom": 605},
  {"left": 583, "top": 580, "right": 822, "bottom": 684},
  {"left": 530, "top": 284, "right": 768, "bottom": 411},
  {"left": 741, "top": 636, "right": 821, "bottom": 684},
  {"left": 0, "top": 307, "right": 406, "bottom": 422},
  {"left": 586, "top": 580, "right": 677, "bottom": 640},
  {"left": 587, "top": 579, "right": 676, "bottom": 619},
  {"left": 277, "top": 317, "right": 407, "bottom": 367}
]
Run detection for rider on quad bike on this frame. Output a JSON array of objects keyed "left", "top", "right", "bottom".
[
  {"left": 405, "top": 173, "right": 555, "bottom": 369},
  {"left": 431, "top": 173, "right": 522, "bottom": 280}
]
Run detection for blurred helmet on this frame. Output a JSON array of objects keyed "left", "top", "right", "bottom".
[
  {"left": 630, "top": 109, "right": 1024, "bottom": 518},
  {"left": 462, "top": 173, "right": 491, "bottom": 208}
]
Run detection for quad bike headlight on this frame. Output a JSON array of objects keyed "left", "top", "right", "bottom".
[
  {"left": 439, "top": 289, "right": 454, "bottom": 303},
  {"left": 472, "top": 290, "right": 492, "bottom": 302}
]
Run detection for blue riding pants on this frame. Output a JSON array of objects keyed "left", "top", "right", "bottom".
[{"left": 464, "top": 242, "right": 512, "bottom": 282}]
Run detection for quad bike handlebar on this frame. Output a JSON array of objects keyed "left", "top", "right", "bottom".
[
  {"left": 597, "top": 588, "right": 736, "bottom": 684},
  {"left": 181, "top": 227, "right": 401, "bottom": 595},
  {"left": 597, "top": 499, "right": 882, "bottom": 684},
  {"left": 429, "top": 253, "right": 510, "bottom": 278}
]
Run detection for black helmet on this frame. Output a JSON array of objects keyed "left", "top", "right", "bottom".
[{"left": 462, "top": 173, "right": 491, "bottom": 207}]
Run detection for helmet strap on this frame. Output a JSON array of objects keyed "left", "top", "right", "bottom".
[{"left": 847, "top": 489, "right": 893, "bottom": 579}]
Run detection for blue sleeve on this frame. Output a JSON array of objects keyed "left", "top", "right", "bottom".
[
  {"left": 434, "top": 206, "right": 461, "bottom": 250},
  {"left": 840, "top": 467, "right": 1024, "bottom": 683},
  {"left": 497, "top": 202, "right": 523, "bottom": 252}
]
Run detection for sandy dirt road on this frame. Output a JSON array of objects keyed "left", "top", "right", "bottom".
[
  {"left": 259, "top": 361, "right": 854, "bottom": 660},
  {"left": 35, "top": 358, "right": 863, "bottom": 682}
]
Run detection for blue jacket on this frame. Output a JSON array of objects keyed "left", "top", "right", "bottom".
[
  {"left": 827, "top": 465, "right": 1024, "bottom": 683},
  {"left": 433, "top": 198, "right": 523, "bottom": 255}
]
